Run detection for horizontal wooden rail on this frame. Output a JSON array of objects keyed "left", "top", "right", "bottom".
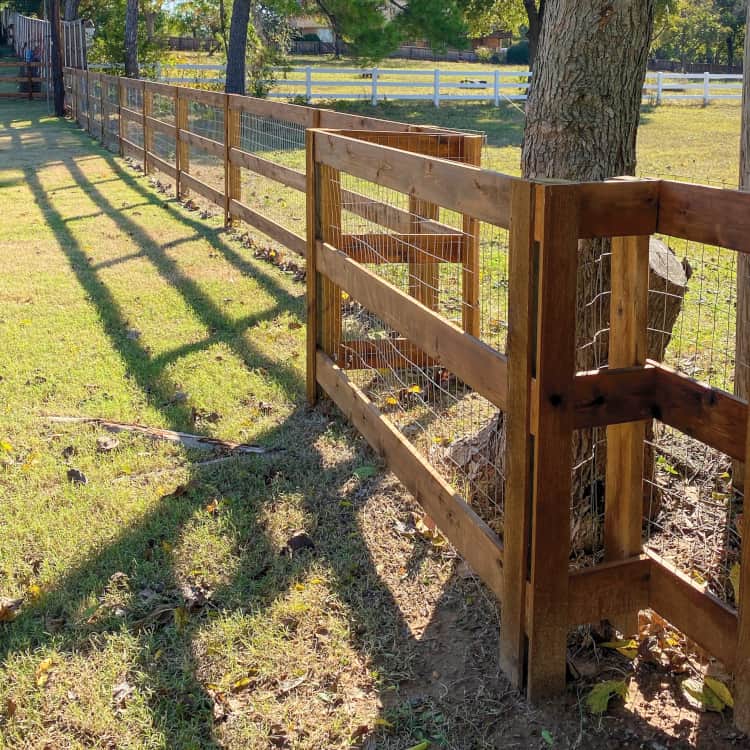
[
  {"left": 653, "top": 362, "right": 747, "bottom": 462},
  {"left": 228, "top": 93, "right": 318, "bottom": 127},
  {"left": 146, "top": 116, "right": 176, "bottom": 138},
  {"left": 147, "top": 152, "right": 177, "bottom": 178},
  {"left": 120, "top": 138, "right": 144, "bottom": 157},
  {"left": 180, "top": 172, "right": 224, "bottom": 206},
  {"left": 647, "top": 549, "right": 737, "bottom": 669},
  {"left": 576, "top": 180, "right": 659, "bottom": 238},
  {"left": 229, "top": 199, "right": 306, "bottom": 256},
  {"left": 181, "top": 129, "right": 224, "bottom": 158},
  {"left": 180, "top": 87, "right": 224, "bottom": 107},
  {"left": 314, "top": 131, "right": 514, "bottom": 228},
  {"left": 333, "top": 129, "right": 462, "bottom": 159},
  {"left": 316, "top": 351, "right": 504, "bottom": 598},
  {"left": 317, "top": 241, "right": 508, "bottom": 409},
  {"left": 339, "top": 232, "right": 464, "bottom": 264},
  {"left": 658, "top": 180, "right": 750, "bottom": 252},
  {"left": 566, "top": 555, "right": 651, "bottom": 626},
  {"left": 229, "top": 148, "right": 306, "bottom": 191},
  {"left": 339, "top": 338, "right": 437, "bottom": 370},
  {"left": 144, "top": 80, "right": 177, "bottom": 98},
  {"left": 119, "top": 105, "right": 142, "bottom": 122}
]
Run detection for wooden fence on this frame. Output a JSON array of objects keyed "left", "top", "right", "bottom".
[
  {"left": 307, "top": 128, "right": 750, "bottom": 730},
  {"left": 63, "top": 67, "right": 470, "bottom": 258},
  {"left": 62, "top": 67, "right": 750, "bottom": 731}
]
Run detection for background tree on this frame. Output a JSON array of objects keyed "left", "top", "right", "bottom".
[
  {"left": 63, "top": 0, "right": 79, "bottom": 21},
  {"left": 48, "top": 0, "right": 65, "bottom": 115},
  {"left": 124, "top": 0, "right": 139, "bottom": 76}
]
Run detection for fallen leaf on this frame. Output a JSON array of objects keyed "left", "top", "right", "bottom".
[
  {"left": 205, "top": 499, "right": 220, "bottom": 516},
  {"left": 35, "top": 657, "right": 55, "bottom": 687},
  {"left": 353, "top": 464, "right": 378, "bottom": 479},
  {"left": 705, "top": 676, "right": 734, "bottom": 708},
  {"left": 0, "top": 597, "right": 24, "bottom": 622},
  {"left": 231, "top": 676, "right": 255, "bottom": 693},
  {"left": 373, "top": 718, "right": 393, "bottom": 728},
  {"left": 285, "top": 531, "right": 314, "bottom": 555},
  {"left": 4, "top": 697, "right": 17, "bottom": 718},
  {"left": 0, "top": 440, "right": 13, "bottom": 454},
  {"left": 66, "top": 468, "right": 87, "bottom": 485},
  {"left": 27, "top": 584, "right": 42, "bottom": 601},
  {"left": 681, "top": 677, "right": 726, "bottom": 712},
  {"left": 405, "top": 742, "right": 431, "bottom": 750},
  {"left": 586, "top": 679, "right": 628, "bottom": 714},
  {"left": 61, "top": 445, "right": 76, "bottom": 459},
  {"left": 600, "top": 639, "right": 638, "bottom": 660},
  {"left": 112, "top": 681, "right": 134, "bottom": 708},
  {"left": 277, "top": 675, "right": 306, "bottom": 694},
  {"left": 288, "top": 321, "right": 302, "bottom": 330},
  {"left": 350, "top": 724, "right": 370, "bottom": 740},
  {"left": 173, "top": 606, "right": 189, "bottom": 631},
  {"left": 96, "top": 436, "right": 119, "bottom": 453}
]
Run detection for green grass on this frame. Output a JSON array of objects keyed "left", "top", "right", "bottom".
[{"left": 0, "top": 96, "right": 745, "bottom": 749}]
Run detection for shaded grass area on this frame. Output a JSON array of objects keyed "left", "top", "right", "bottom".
[
  {"left": 0, "top": 101, "right": 511, "bottom": 749},
  {"left": 0, "top": 100, "right": 744, "bottom": 750}
]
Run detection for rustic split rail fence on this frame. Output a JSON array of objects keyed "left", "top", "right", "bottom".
[{"left": 64, "top": 67, "right": 750, "bottom": 732}]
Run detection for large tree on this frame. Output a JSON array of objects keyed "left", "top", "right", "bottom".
[
  {"left": 48, "top": 0, "right": 65, "bottom": 115},
  {"left": 124, "top": 0, "right": 139, "bottom": 77}
]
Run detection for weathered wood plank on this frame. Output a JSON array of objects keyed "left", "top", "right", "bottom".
[
  {"left": 314, "top": 131, "right": 514, "bottom": 228},
  {"left": 228, "top": 93, "right": 318, "bottom": 127},
  {"left": 317, "top": 241, "right": 509, "bottom": 410}
]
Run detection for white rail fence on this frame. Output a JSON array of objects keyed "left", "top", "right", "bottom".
[
  {"left": 1, "top": 10, "right": 87, "bottom": 70},
  {"left": 88, "top": 62, "right": 743, "bottom": 107}
]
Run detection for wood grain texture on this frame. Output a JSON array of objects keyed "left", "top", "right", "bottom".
[
  {"left": 229, "top": 200, "right": 306, "bottom": 257},
  {"left": 461, "top": 136, "right": 483, "bottom": 336},
  {"left": 316, "top": 241, "right": 509, "bottom": 410}
]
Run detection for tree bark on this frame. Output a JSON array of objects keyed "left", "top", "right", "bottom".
[
  {"left": 218, "top": 0, "right": 229, "bottom": 55},
  {"left": 124, "top": 0, "right": 139, "bottom": 78},
  {"left": 523, "top": 0, "right": 543, "bottom": 68},
  {"left": 449, "top": 2, "right": 681, "bottom": 554},
  {"left": 226, "top": 0, "right": 251, "bottom": 94},
  {"left": 49, "top": 0, "right": 65, "bottom": 117},
  {"left": 63, "top": 0, "right": 79, "bottom": 22}
]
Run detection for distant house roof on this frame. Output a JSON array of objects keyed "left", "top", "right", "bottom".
[{"left": 290, "top": 16, "right": 330, "bottom": 31}]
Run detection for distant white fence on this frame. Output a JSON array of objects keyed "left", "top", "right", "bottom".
[{"left": 86, "top": 63, "right": 744, "bottom": 107}]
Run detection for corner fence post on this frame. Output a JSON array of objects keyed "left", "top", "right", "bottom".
[
  {"left": 603, "top": 233, "right": 650, "bottom": 637},
  {"left": 306, "top": 128, "right": 319, "bottom": 405},
  {"left": 737, "top": 427, "right": 750, "bottom": 730},
  {"left": 499, "top": 178, "right": 537, "bottom": 686},
  {"left": 524, "top": 183, "right": 579, "bottom": 700}
]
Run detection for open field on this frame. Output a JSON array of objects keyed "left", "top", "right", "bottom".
[{"left": 0, "top": 98, "right": 747, "bottom": 749}]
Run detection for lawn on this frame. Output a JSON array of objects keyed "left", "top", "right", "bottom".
[{"left": 0, "top": 96, "right": 745, "bottom": 749}]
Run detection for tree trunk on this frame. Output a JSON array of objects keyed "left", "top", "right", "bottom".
[
  {"left": 124, "top": 0, "right": 139, "bottom": 78},
  {"left": 63, "top": 0, "right": 79, "bottom": 22},
  {"left": 523, "top": 0, "right": 543, "bottom": 68},
  {"left": 734, "top": 3, "right": 750, "bottom": 491},
  {"left": 145, "top": 11, "right": 155, "bottom": 43},
  {"left": 448, "top": 1, "right": 689, "bottom": 555},
  {"left": 49, "top": 0, "right": 65, "bottom": 117},
  {"left": 218, "top": 0, "right": 229, "bottom": 55},
  {"left": 226, "top": 0, "right": 251, "bottom": 95}
]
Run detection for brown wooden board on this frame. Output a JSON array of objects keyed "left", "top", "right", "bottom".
[
  {"left": 338, "top": 338, "right": 437, "bottom": 370},
  {"left": 317, "top": 241, "right": 509, "bottom": 410},
  {"left": 229, "top": 199, "right": 306, "bottom": 257},
  {"left": 181, "top": 172, "right": 224, "bottom": 206},
  {"left": 228, "top": 93, "right": 318, "bottom": 128},
  {"left": 339, "top": 233, "right": 464, "bottom": 264},
  {"left": 229, "top": 148, "right": 306, "bottom": 191},
  {"left": 181, "top": 129, "right": 224, "bottom": 158}
]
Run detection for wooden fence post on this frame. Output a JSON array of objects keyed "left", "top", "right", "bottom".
[
  {"left": 142, "top": 81, "right": 150, "bottom": 173},
  {"left": 461, "top": 134, "right": 483, "bottom": 336},
  {"left": 118, "top": 78, "right": 124, "bottom": 157},
  {"left": 736, "top": 424, "right": 750, "bottom": 732},
  {"left": 306, "top": 127, "right": 319, "bottom": 405},
  {"left": 175, "top": 87, "right": 189, "bottom": 198},
  {"left": 603, "top": 234, "right": 650, "bottom": 636},
  {"left": 524, "top": 183, "right": 579, "bottom": 700},
  {"left": 98, "top": 74, "right": 104, "bottom": 143},
  {"left": 499, "top": 178, "right": 537, "bottom": 687},
  {"left": 224, "top": 94, "right": 241, "bottom": 226}
]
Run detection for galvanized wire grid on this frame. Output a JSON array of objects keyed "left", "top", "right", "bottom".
[
  {"left": 150, "top": 93, "right": 176, "bottom": 166},
  {"left": 571, "top": 175, "right": 742, "bottom": 607},
  {"left": 321, "top": 166, "right": 509, "bottom": 536},
  {"left": 185, "top": 101, "right": 225, "bottom": 197}
]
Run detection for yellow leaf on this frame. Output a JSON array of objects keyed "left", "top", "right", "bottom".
[
  {"left": 21, "top": 452, "right": 38, "bottom": 472},
  {"left": 232, "top": 676, "right": 253, "bottom": 692},
  {"left": 385, "top": 396, "right": 398, "bottom": 405},
  {"left": 600, "top": 639, "right": 638, "bottom": 660},
  {"left": 161, "top": 541, "right": 173, "bottom": 554},
  {"left": 309, "top": 577, "right": 324, "bottom": 585},
  {"left": 705, "top": 677, "right": 734, "bottom": 708},
  {"left": 205, "top": 499, "right": 219, "bottom": 515},
  {"left": 0, "top": 440, "right": 13, "bottom": 454},
  {"left": 681, "top": 677, "right": 726, "bottom": 712},
  {"left": 690, "top": 570, "right": 706, "bottom": 585},
  {"left": 586, "top": 679, "right": 628, "bottom": 714},
  {"left": 373, "top": 718, "right": 393, "bottom": 728},
  {"left": 35, "top": 658, "right": 55, "bottom": 687},
  {"left": 730, "top": 563, "right": 741, "bottom": 605},
  {"left": 341, "top": 291, "right": 350, "bottom": 301},
  {"left": 408, "top": 385, "right": 422, "bottom": 394},
  {"left": 27, "top": 584, "right": 42, "bottom": 601},
  {"left": 294, "top": 583, "right": 305, "bottom": 592}
]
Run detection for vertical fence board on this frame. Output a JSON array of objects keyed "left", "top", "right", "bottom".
[
  {"left": 224, "top": 93, "right": 241, "bottom": 225},
  {"left": 306, "top": 129, "right": 319, "bottom": 405},
  {"left": 319, "top": 163, "right": 343, "bottom": 359},
  {"left": 499, "top": 179, "right": 536, "bottom": 687},
  {"left": 176, "top": 89, "right": 189, "bottom": 198},
  {"left": 525, "top": 184, "right": 579, "bottom": 700},
  {"left": 461, "top": 135, "right": 483, "bottom": 336}
]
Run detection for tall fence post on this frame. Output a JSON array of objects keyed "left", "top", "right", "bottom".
[
  {"left": 142, "top": 81, "right": 151, "bottom": 173},
  {"left": 433, "top": 68, "right": 441, "bottom": 107},
  {"left": 524, "top": 183, "right": 579, "bottom": 700},
  {"left": 493, "top": 69, "right": 501, "bottom": 107},
  {"left": 371, "top": 67, "right": 379, "bottom": 106},
  {"left": 306, "top": 127, "right": 319, "bottom": 405},
  {"left": 603, "top": 233, "right": 650, "bottom": 636},
  {"left": 224, "top": 93, "right": 241, "bottom": 226},
  {"left": 98, "top": 74, "right": 105, "bottom": 143},
  {"left": 498, "top": 179, "right": 536, "bottom": 687},
  {"left": 737, "top": 440, "right": 750, "bottom": 731},
  {"left": 656, "top": 71, "right": 663, "bottom": 105},
  {"left": 703, "top": 71, "right": 711, "bottom": 106},
  {"left": 305, "top": 65, "right": 312, "bottom": 102},
  {"left": 175, "top": 87, "right": 189, "bottom": 198},
  {"left": 117, "top": 78, "right": 124, "bottom": 157}
]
